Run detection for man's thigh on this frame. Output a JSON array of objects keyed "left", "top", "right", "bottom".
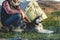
[{"left": 3, "top": 14, "right": 22, "bottom": 26}]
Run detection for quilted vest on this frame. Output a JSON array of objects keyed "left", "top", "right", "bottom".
[{"left": 1, "top": 1, "right": 19, "bottom": 25}]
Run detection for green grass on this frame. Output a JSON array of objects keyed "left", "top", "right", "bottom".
[
  {"left": 43, "top": 11, "right": 60, "bottom": 29},
  {"left": 0, "top": 11, "right": 60, "bottom": 40}
]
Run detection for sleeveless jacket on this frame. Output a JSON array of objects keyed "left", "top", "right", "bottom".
[{"left": 1, "top": 1, "right": 19, "bottom": 25}]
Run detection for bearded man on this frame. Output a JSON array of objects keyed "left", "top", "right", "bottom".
[{"left": 1, "top": 0, "right": 31, "bottom": 32}]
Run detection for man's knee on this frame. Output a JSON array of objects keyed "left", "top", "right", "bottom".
[
  {"left": 13, "top": 14, "right": 22, "bottom": 19},
  {"left": 3, "top": 14, "right": 22, "bottom": 26}
]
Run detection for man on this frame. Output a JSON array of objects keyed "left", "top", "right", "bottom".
[{"left": 1, "top": 0, "right": 31, "bottom": 32}]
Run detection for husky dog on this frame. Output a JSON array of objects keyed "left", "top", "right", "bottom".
[
  {"left": 34, "top": 16, "right": 43, "bottom": 30},
  {"left": 32, "top": 16, "right": 43, "bottom": 31},
  {"left": 34, "top": 16, "right": 54, "bottom": 33},
  {"left": 25, "top": 16, "right": 43, "bottom": 31},
  {"left": 25, "top": 16, "right": 54, "bottom": 33}
]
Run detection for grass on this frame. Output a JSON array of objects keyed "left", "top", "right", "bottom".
[
  {"left": 43, "top": 11, "right": 60, "bottom": 29},
  {"left": 0, "top": 11, "right": 60, "bottom": 40}
]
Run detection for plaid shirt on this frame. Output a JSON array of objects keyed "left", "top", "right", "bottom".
[{"left": 3, "top": 1, "right": 22, "bottom": 14}]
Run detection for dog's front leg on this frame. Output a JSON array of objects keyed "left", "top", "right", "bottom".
[{"left": 35, "top": 23, "right": 43, "bottom": 31}]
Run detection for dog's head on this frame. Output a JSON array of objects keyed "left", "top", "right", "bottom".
[{"left": 33, "top": 16, "right": 43, "bottom": 25}]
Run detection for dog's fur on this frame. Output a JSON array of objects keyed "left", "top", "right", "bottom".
[{"left": 25, "top": 16, "right": 43, "bottom": 30}]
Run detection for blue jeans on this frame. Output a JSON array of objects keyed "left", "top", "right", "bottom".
[{"left": 3, "top": 14, "right": 22, "bottom": 28}]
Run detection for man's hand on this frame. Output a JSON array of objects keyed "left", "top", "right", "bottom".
[
  {"left": 21, "top": 11, "right": 25, "bottom": 18},
  {"left": 19, "top": 9, "right": 31, "bottom": 23},
  {"left": 22, "top": 12, "right": 31, "bottom": 23}
]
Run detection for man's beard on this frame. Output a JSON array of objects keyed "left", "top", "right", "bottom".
[
  {"left": 8, "top": 0, "right": 20, "bottom": 10},
  {"left": 8, "top": 0, "right": 19, "bottom": 7},
  {"left": 11, "top": 0, "right": 20, "bottom": 6}
]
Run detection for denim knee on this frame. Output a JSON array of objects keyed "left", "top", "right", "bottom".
[
  {"left": 3, "top": 14, "right": 22, "bottom": 26},
  {"left": 13, "top": 14, "right": 22, "bottom": 19}
]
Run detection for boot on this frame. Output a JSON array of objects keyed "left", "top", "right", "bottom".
[
  {"left": 1, "top": 26, "right": 10, "bottom": 33},
  {"left": 1, "top": 26, "right": 13, "bottom": 32}
]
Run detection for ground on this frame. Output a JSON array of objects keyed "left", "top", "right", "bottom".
[{"left": 0, "top": 11, "right": 60, "bottom": 40}]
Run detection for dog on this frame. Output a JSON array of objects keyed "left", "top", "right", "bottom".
[
  {"left": 32, "top": 16, "right": 43, "bottom": 31},
  {"left": 25, "top": 16, "right": 43, "bottom": 31}
]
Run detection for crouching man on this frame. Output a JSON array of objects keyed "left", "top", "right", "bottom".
[{"left": 1, "top": 0, "right": 31, "bottom": 32}]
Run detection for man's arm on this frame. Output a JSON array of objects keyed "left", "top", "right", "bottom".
[
  {"left": 19, "top": 9, "right": 31, "bottom": 23},
  {"left": 24, "top": 14, "right": 31, "bottom": 23},
  {"left": 3, "top": 1, "right": 20, "bottom": 14},
  {"left": 3, "top": 1, "right": 31, "bottom": 22}
]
